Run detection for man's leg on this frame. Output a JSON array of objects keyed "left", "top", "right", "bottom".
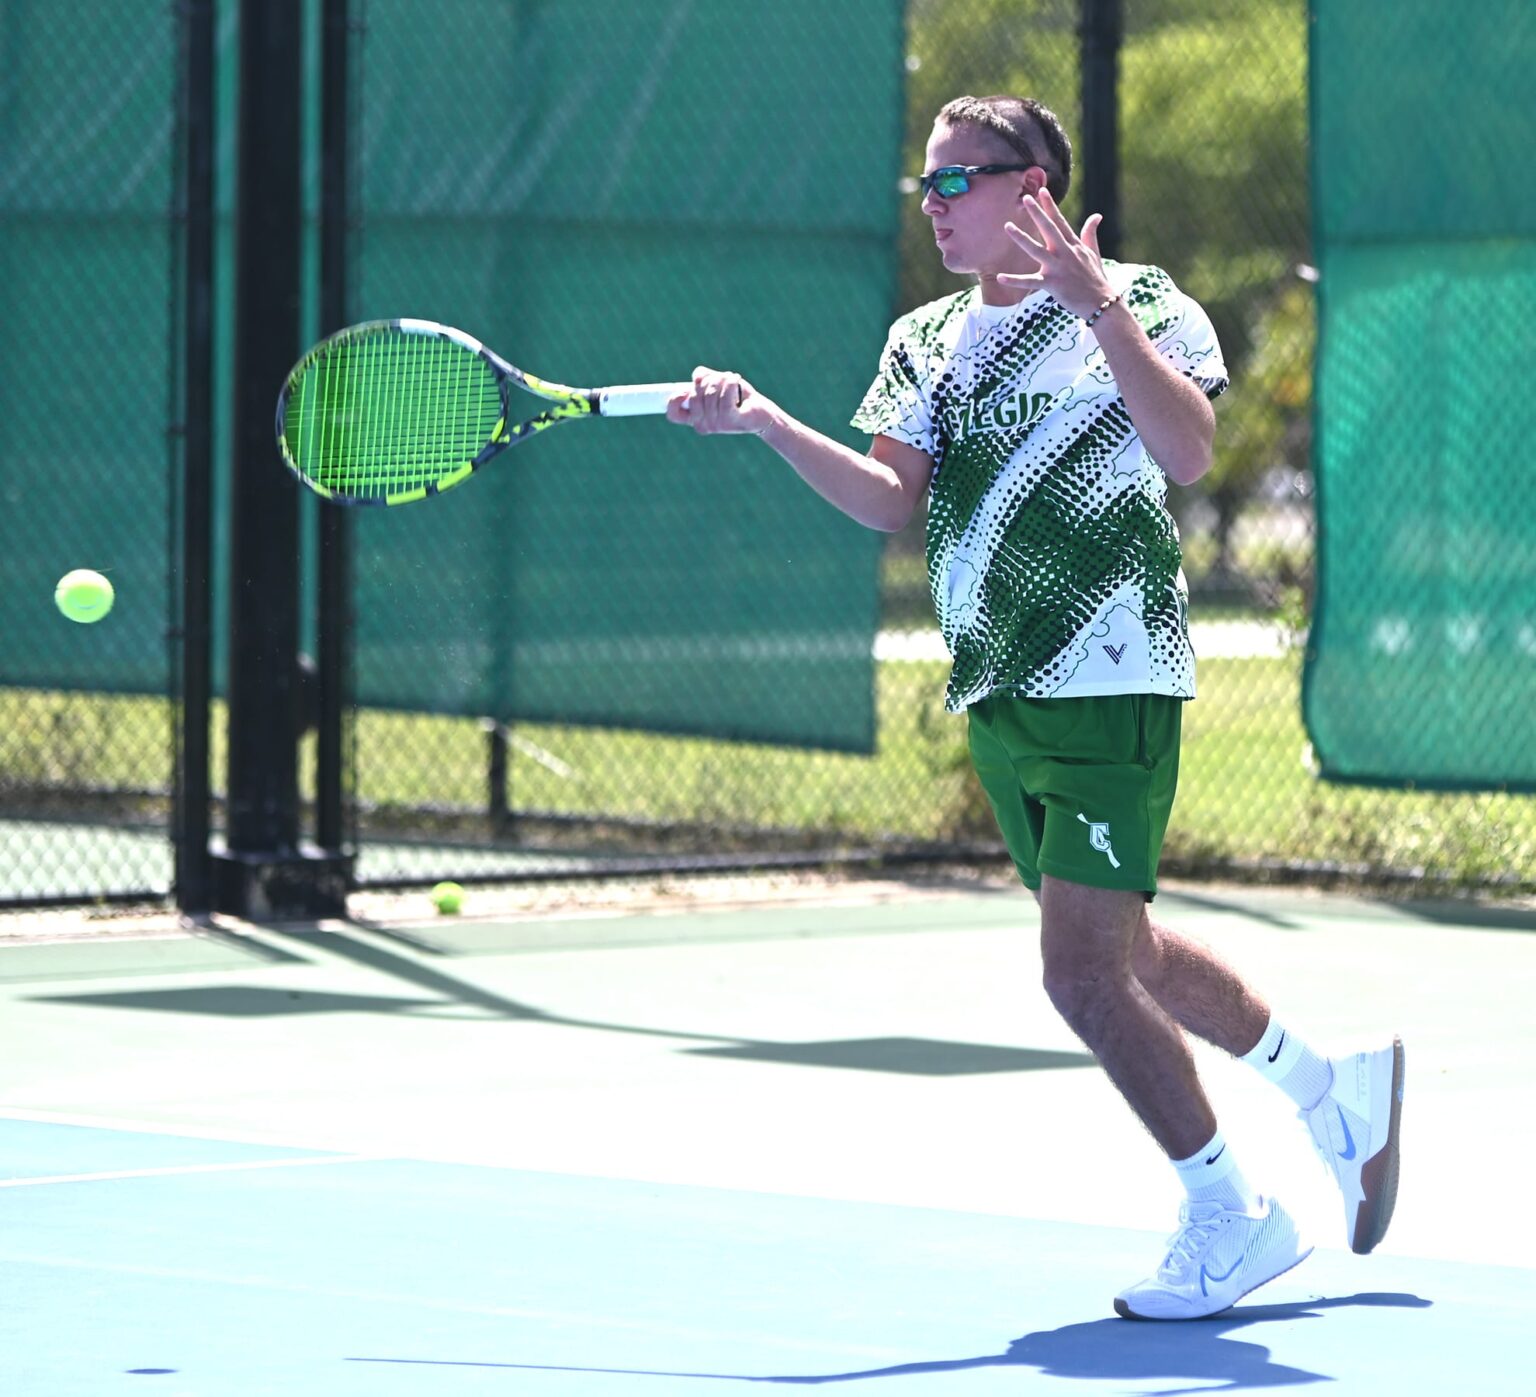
[
  {"left": 1038, "top": 874, "right": 1310, "bottom": 1320},
  {"left": 1038, "top": 877, "right": 1217, "bottom": 1158},
  {"left": 1128, "top": 907, "right": 1270, "bottom": 1057},
  {"left": 1125, "top": 897, "right": 1403, "bottom": 1256}
]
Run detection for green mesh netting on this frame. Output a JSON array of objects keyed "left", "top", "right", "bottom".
[
  {"left": 0, "top": 0, "right": 176, "bottom": 695},
  {"left": 1304, "top": 0, "right": 1536, "bottom": 790},
  {"left": 345, "top": 0, "right": 904, "bottom": 751}
]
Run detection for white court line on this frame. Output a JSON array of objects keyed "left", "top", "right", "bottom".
[
  {"left": 0, "top": 1104, "right": 341, "bottom": 1151},
  {"left": 0, "top": 1251, "right": 901, "bottom": 1357},
  {"left": 0, "top": 1152, "right": 387, "bottom": 1189}
]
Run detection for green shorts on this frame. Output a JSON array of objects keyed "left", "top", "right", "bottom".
[{"left": 966, "top": 692, "right": 1183, "bottom": 896}]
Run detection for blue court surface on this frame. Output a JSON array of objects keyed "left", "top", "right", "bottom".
[{"left": 2, "top": 880, "right": 1533, "bottom": 1394}]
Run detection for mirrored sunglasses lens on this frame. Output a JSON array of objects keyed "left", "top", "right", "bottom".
[{"left": 933, "top": 171, "right": 969, "bottom": 198}]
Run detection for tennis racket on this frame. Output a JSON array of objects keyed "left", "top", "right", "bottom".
[{"left": 275, "top": 318, "right": 691, "bottom": 506}]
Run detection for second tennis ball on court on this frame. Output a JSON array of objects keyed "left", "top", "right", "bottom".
[
  {"left": 431, "top": 881, "right": 464, "bottom": 915},
  {"left": 55, "top": 568, "right": 114, "bottom": 623}
]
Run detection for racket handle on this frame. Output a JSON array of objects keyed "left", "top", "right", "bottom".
[{"left": 597, "top": 382, "right": 692, "bottom": 417}]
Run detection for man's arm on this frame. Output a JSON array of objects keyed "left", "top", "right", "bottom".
[
  {"left": 667, "top": 367, "right": 933, "bottom": 533},
  {"left": 998, "top": 189, "right": 1216, "bottom": 486},
  {"left": 1083, "top": 303, "right": 1215, "bottom": 486}
]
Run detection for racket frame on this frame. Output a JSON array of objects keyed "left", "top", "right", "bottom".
[{"left": 276, "top": 317, "right": 687, "bottom": 506}]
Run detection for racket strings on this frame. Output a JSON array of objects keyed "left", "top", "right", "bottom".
[{"left": 284, "top": 330, "right": 503, "bottom": 500}]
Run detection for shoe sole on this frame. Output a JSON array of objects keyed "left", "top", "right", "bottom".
[
  {"left": 1112, "top": 1242, "right": 1315, "bottom": 1322},
  {"left": 1351, "top": 1035, "right": 1405, "bottom": 1255}
]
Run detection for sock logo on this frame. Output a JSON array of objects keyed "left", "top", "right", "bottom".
[
  {"left": 1077, "top": 813, "right": 1121, "bottom": 868},
  {"left": 1267, "top": 1031, "right": 1286, "bottom": 1064},
  {"left": 1205, "top": 1144, "right": 1226, "bottom": 1166}
]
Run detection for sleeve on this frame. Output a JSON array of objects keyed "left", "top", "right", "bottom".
[
  {"left": 850, "top": 320, "right": 936, "bottom": 455},
  {"left": 1127, "top": 267, "right": 1230, "bottom": 401}
]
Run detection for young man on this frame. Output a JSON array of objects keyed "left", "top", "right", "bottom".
[{"left": 666, "top": 94, "right": 1404, "bottom": 1321}]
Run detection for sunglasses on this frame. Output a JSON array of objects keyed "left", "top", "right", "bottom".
[{"left": 918, "top": 163, "right": 1035, "bottom": 199}]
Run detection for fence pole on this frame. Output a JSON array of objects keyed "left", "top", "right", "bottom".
[
  {"left": 213, "top": 0, "right": 347, "bottom": 916},
  {"left": 315, "top": 0, "right": 355, "bottom": 862},
  {"left": 1078, "top": 0, "right": 1123, "bottom": 259},
  {"left": 173, "top": 0, "right": 215, "bottom": 914}
]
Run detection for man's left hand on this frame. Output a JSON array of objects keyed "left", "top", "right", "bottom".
[{"left": 999, "top": 189, "right": 1116, "bottom": 320}]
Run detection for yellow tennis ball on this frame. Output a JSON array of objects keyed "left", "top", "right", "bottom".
[
  {"left": 55, "top": 569, "right": 115, "bottom": 624},
  {"left": 431, "top": 881, "right": 464, "bottom": 915}
]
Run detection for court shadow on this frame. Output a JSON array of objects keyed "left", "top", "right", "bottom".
[
  {"left": 687, "top": 1037, "right": 1092, "bottom": 1076},
  {"left": 349, "top": 1291, "right": 1432, "bottom": 1390},
  {"left": 29, "top": 928, "right": 1089, "bottom": 1077},
  {"left": 1384, "top": 898, "right": 1536, "bottom": 935},
  {"left": 32, "top": 987, "right": 445, "bottom": 1017},
  {"left": 1158, "top": 889, "right": 1307, "bottom": 930}
]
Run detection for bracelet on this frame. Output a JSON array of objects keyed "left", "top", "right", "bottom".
[{"left": 1085, "top": 291, "right": 1122, "bottom": 328}]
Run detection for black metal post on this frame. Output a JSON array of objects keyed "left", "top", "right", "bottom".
[
  {"left": 486, "top": 720, "right": 511, "bottom": 832},
  {"left": 315, "top": 0, "right": 354, "bottom": 860},
  {"left": 173, "top": 0, "right": 214, "bottom": 914},
  {"left": 213, "top": 0, "right": 347, "bottom": 917},
  {"left": 1078, "top": 0, "right": 1123, "bottom": 259}
]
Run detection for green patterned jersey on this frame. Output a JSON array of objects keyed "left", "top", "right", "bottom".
[{"left": 852, "top": 262, "right": 1227, "bottom": 711}]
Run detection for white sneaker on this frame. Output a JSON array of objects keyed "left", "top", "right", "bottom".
[
  {"left": 1302, "top": 1037, "right": 1405, "bottom": 1254},
  {"left": 1114, "top": 1196, "right": 1311, "bottom": 1321}
]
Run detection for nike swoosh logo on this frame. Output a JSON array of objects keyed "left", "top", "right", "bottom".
[
  {"left": 1336, "top": 1107, "right": 1357, "bottom": 1161},
  {"left": 1267, "top": 1031, "right": 1285, "bottom": 1064},
  {"left": 1206, "top": 1145, "right": 1226, "bottom": 1166},
  {"left": 1200, "top": 1257, "right": 1242, "bottom": 1296}
]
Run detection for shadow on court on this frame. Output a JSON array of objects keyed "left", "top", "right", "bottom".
[
  {"left": 28, "top": 924, "right": 1096, "bottom": 1078},
  {"left": 348, "top": 1292, "right": 1433, "bottom": 1390}
]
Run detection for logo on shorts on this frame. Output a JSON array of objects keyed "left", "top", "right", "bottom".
[{"left": 1077, "top": 812, "right": 1121, "bottom": 868}]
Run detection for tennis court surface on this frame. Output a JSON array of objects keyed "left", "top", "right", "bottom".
[{"left": 3, "top": 877, "right": 1532, "bottom": 1394}]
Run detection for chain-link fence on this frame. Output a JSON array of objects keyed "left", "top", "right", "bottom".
[
  {"left": 0, "top": 0, "right": 183, "bottom": 906},
  {"left": 3, "top": 1, "right": 1533, "bottom": 911}
]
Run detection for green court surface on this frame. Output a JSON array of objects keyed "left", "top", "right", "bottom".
[{"left": 2, "top": 880, "right": 1533, "bottom": 1393}]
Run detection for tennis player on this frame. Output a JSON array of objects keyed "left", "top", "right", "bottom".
[{"left": 667, "top": 94, "right": 1403, "bottom": 1320}]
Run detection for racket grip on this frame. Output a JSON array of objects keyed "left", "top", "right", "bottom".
[{"left": 597, "top": 382, "right": 693, "bottom": 417}]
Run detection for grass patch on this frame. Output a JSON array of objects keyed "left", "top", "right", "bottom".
[{"left": 4, "top": 656, "right": 1534, "bottom": 889}]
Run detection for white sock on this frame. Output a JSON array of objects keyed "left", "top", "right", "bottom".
[
  {"left": 1242, "top": 1017, "right": 1334, "bottom": 1110},
  {"left": 1172, "top": 1130, "right": 1257, "bottom": 1212}
]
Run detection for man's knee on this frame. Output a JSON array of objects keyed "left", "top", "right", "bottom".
[
  {"left": 1040, "top": 941, "right": 1133, "bottom": 1036},
  {"left": 1038, "top": 878, "right": 1147, "bottom": 1033}
]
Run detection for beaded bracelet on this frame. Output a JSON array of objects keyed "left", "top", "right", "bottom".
[{"left": 1085, "top": 290, "right": 1123, "bottom": 328}]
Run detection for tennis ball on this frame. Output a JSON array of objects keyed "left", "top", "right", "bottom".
[
  {"left": 55, "top": 569, "right": 115, "bottom": 624},
  {"left": 431, "top": 881, "right": 464, "bottom": 915}
]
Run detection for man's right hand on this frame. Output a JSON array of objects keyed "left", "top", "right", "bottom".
[{"left": 667, "top": 366, "right": 777, "bottom": 436}]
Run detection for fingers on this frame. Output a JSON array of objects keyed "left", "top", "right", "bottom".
[
  {"left": 1004, "top": 220, "right": 1046, "bottom": 255},
  {"left": 1016, "top": 198, "right": 1059, "bottom": 252},
  {"left": 1079, "top": 210, "right": 1103, "bottom": 254},
  {"left": 1032, "top": 187, "right": 1077, "bottom": 240},
  {"left": 1002, "top": 198, "right": 1113, "bottom": 317},
  {"left": 669, "top": 366, "right": 753, "bottom": 434}
]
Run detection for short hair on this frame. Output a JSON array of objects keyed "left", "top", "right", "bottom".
[{"left": 936, "top": 95, "right": 1073, "bottom": 204}]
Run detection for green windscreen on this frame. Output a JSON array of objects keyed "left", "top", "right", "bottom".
[
  {"left": 1304, "top": 0, "right": 1536, "bottom": 789},
  {"left": 347, "top": 1, "right": 903, "bottom": 751},
  {"left": 0, "top": 0, "right": 176, "bottom": 695}
]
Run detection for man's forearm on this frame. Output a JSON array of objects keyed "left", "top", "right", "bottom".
[
  {"left": 757, "top": 409, "right": 921, "bottom": 532},
  {"left": 1090, "top": 302, "right": 1216, "bottom": 486}
]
